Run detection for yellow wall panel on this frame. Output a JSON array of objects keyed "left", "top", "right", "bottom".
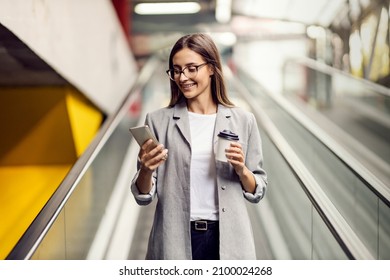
[
  {"left": 1, "top": 97, "right": 77, "bottom": 165},
  {"left": 0, "top": 165, "right": 71, "bottom": 259},
  {"left": 0, "top": 86, "right": 103, "bottom": 259},
  {"left": 0, "top": 87, "right": 78, "bottom": 165},
  {"left": 65, "top": 88, "right": 103, "bottom": 156}
]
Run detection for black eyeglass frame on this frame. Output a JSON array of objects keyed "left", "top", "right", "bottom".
[{"left": 166, "top": 62, "right": 208, "bottom": 81}]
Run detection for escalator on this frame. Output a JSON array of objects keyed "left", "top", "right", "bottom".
[
  {"left": 230, "top": 60, "right": 390, "bottom": 259},
  {"left": 7, "top": 54, "right": 390, "bottom": 260}
]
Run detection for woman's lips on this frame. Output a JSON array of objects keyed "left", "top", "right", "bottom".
[{"left": 181, "top": 83, "right": 196, "bottom": 90}]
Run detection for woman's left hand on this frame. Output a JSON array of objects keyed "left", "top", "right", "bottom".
[
  {"left": 226, "top": 142, "right": 256, "bottom": 193},
  {"left": 225, "top": 142, "right": 246, "bottom": 177}
]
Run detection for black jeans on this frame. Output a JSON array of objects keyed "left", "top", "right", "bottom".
[{"left": 191, "top": 220, "right": 220, "bottom": 260}]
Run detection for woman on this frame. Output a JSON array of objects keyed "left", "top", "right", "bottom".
[{"left": 131, "top": 33, "right": 267, "bottom": 260}]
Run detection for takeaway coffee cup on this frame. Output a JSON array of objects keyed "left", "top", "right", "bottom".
[{"left": 216, "top": 130, "right": 239, "bottom": 162}]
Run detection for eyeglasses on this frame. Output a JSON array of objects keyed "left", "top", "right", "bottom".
[{"left": 166, "top": 62, "right": 208, "bottom": 81}]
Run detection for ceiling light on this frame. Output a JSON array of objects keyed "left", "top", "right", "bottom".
[
  {"left": 134, "top": 2, "right": 201, "bottom": 15},
  {"left": 216, "top": 0, "right": 232, "bottom": 23}
]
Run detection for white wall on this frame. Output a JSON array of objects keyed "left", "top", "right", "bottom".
[
  {"left": 0, "top": 0, "right": 137, "bottom": 114},
  {"left": 234, "top": 39, "right": 307, "bottom": 94}
]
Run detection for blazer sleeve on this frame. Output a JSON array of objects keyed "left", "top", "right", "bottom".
[
  {"left": 130, "top": 169, "right": 157, "bottom": 205},
  {"left": 242, "top": 113, "right": 268, "bottom": 203},
  {"left": 130, "top": 114, "right": 157, "bottom": 205}
]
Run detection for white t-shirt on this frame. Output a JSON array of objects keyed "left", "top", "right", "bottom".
[{"left": 188, "top": 111, "right": 218, "bottom": 221}]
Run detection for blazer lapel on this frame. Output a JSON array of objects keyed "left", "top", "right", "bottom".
[
  {"left": 214, "top": 104, "right": 232, "bottom": 148},
  {"left": 173, "top": 101, "right": 191, "bottom": 146},
  {"left": 173, "top": 102, "right": 232, "bottom": 151}
]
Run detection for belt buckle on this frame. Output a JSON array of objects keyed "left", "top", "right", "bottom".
[{"left": 195, "top": 221, "right": 207, "bottom": 231}]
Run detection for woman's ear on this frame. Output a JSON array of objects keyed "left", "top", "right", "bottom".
[{"left": 208, "top": 65, "right": 214, "bottom": 76}]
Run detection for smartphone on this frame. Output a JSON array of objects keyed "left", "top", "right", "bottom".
[{"left": 129, "top": 125, "right": 159, "bottom": 146}]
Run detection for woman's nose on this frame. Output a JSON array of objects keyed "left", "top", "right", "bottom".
[{"left": 179, "top": 71, "right": 188, "bottom": 81}]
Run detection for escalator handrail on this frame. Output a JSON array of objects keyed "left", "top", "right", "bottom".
[
  {"left": 6, "top": 56, "right": 162, "bottom": 260},
  {"left": 283, "top": 57, "right": 390, "bottom": 97}
]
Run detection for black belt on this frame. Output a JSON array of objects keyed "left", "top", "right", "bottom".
[{"left": 191, "top": 220, "right": 219, "bottom": 231}]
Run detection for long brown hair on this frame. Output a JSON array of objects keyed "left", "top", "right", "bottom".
[{"left": 167, "top": 33, "right": 234, "bottom": 107}]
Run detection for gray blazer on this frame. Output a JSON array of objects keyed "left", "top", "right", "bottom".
[{"left": 131, "top": 101, "right": 268, "bottom": 259}]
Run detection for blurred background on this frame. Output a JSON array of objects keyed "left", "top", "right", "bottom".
[{"left": 0, "top": 0, "right": 389, "bottom": 260}]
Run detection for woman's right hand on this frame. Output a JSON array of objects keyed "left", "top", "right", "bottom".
[
  {"left": 139, "top": 139, "right": 168, "bottom": 173},
  {"left": 136, "top": 139, "right": 168, "bottom": 194}
]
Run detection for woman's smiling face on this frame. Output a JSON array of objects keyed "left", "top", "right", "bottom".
[{"left": 172, "top": 47, "right": 214, "bottom": 102}]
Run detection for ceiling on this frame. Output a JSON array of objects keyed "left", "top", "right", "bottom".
[
  {"left": 131, "top": 0, "right": 352, "bottom": 34},
  {"left": 231, "top": 0, "right": 348, "bottom": 27},
  {"left": 0, "top": 0, "right": 381, "bottom": 86},
  {"left": 129, "top": 0, "right": 352, "bottom": 57},
  {"left": 131, "top": 0, "right": 385, "bottom": 36}
]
